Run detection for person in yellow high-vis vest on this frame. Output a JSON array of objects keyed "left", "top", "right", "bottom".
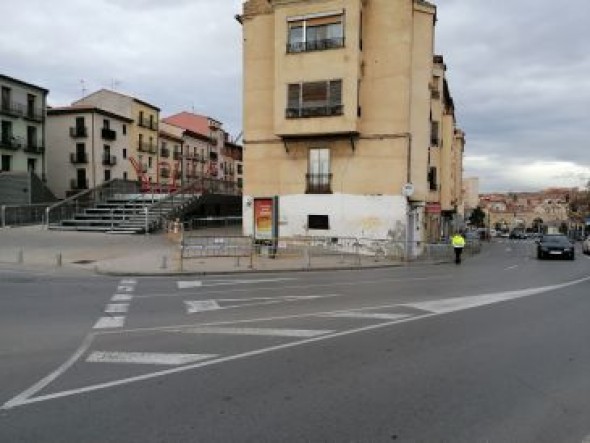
[{"left": 451, "top": 232, "right": 466, "bottom": 264}]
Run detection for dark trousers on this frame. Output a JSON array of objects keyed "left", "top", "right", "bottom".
[{"left": 454, "top": 247, "right": 463, "bottom": 264}]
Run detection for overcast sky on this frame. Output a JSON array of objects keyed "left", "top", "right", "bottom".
[{"left": 2, "top": 0, "right": 588, "bottom": 193}]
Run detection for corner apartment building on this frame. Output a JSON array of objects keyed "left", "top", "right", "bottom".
[
  {"left": 46, "top": 106, "right": 132, "bottom": 198},
  {"left": 73, "top": 90, "right": 160, "bottom": 186},
  {"left": 239, "top": 0, "right": 465, "bottom": 242},
  {"left": 0, "top": 74, "right": 48, "bottom": 177}
]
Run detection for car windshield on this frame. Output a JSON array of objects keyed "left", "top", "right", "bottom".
[{"left": 542, "top": 236, "right": 569, "bottom": 245}]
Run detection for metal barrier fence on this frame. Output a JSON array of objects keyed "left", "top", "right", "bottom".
[
  {"left": 1, "top": 203, "right": 53, "bottom": 228},
  {"left": 179, "top": 233, "right": 482, "bottom": 269},
  {"left": 184, "top": 216, "right": 243, "bottom": 232}
]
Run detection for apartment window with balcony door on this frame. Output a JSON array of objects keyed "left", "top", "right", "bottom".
[
  {"left": 122, "top": 124, "right": 127, "bottom": 135},
  {"left": 287, "top": 80, "right": 342, "bottom": 118},
  {"left": 431, "top": 121, "right": 439, "bottom": 147},
  {"left": 148, "top": 156, "right": 152, "bottom": 168},
  {"left": 27, "top": 158, "right": 36, "bottom": 173},
  {"left": 287, "top": 12, "right": 344, "bottom": 53},
  {"left": 104, "top": 169, "right": 111, "bottom": 181},
  {"left": 27, "top": 126, "right": 36, "bottom": 148},
  {"left": 103, "top": 119, "right": 110, "bottom": 129},
  {"left": 75, "top": 117, "right": 85, "bottom": 130},
  {"left": 1, "top": 155, "right": 11, "bottom": 171},
  {"left": 1, "top": 87, "right": 10, "bottom": 110},
  {"left": 27, "top": 94, "right": 36, "bottom": 118},
  {"left": 1, "top": 120, "right": 12, "bottom": 143},
  {"left": 307, "top": 148, "right": 331, "bottom": 194},
  {"left": 122, "top": 148, "right": 127, "bottom": 159}
]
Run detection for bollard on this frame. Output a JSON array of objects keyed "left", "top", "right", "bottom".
[
  {"left": 235, "top": 256, "right": 240, "bottom": 268},
  {"left": 17, "top": 249, "right": 24, "bottom": 264},
  {"left": 304, "top": 247, "right": 311, "bottom": 269},
  {"left": 56, "top": 252, "right": 62, "bottom": 267},
  {"left": 160, "top": 255, "right": 168, "bottom": 270}
]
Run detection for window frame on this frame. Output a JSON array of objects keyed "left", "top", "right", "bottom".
[
  {"left": 286, "top": 79, "right": 343, "bottom": 118},
  {"left": 286, "top": 10, "right": 345, "bottom": 53}
]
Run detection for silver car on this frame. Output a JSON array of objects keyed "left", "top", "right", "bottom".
[{"left": 583, "top": 236, "right": 590, "bottom": 255}]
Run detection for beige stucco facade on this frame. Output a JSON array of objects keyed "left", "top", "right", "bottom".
[
  {"left": 241, "top": 0, "right": 464, "bottom": 242},
  {"left": 74, "top": 89, "right": 160, "bottom": 188},
  {"left": 46, "top": 107, "right": 132, "bottom": 198}
]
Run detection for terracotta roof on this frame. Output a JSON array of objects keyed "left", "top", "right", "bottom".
[{"left": 162, "top": 112, "right": 219, "bottom": 138}]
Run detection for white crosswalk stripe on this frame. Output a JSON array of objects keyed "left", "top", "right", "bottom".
[
  {"left": 93, "top": 316, "right": 125, "bottom": 329},
  {"left": 86, "top": 351, "right": 217, "bottom": 366},
  {"left": 104, "top": 303, "right": 129, "bottom": 314},
  {"left": 185, "top": 300, "right": 221, "bottom": 313},
  {"left": 174, "top": 326, "right": 334, "bottom": 338},
  {"left": 111, "top": 294, "right": 133, "bottom": 302},
  {"left": 318, "top": 312, "right": 410, "bottom": 321}
]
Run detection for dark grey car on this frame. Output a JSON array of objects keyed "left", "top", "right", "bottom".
[{"left": 537, "top": 235, "right": 575, "bottom": 260}]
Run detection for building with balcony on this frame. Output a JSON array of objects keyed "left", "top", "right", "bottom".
[
  {"left": 46, "top": 106, "right": 132, "bottom": 198},
  {"left": 0, "top": 74, "right": 48, "bottom": 179},
  {"left": 239, "top": 0, "right": 465, "bottom": 242},
  {"left": 73, "top": 89, "right": 160, "bottom": 186},
  {"left": 162, "top": 112, "right": 243, "bottom": 185}
]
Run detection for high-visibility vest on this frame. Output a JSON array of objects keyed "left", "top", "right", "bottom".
[{"left": 452, "top": 235, "right": 466, "bottom": 248}]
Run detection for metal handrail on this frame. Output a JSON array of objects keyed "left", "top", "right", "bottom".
[
  {"left": 45, "top": 178, "right": 139, "bottom": 227},
  {"left": 139, "top": 178, "right": 241, "bottom": 232}
]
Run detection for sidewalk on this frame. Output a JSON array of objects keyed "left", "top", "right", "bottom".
[{"left": 0, "top": 226, "right": 407, "bottom": 276}]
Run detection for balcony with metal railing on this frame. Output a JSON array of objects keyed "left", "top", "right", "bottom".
[
  {"left": 287, "top": 37, "right": 345, "bottom": 54},
  {"left": 102, "top": 154, "right": 117, "bottom": 166},
  {"left": 305, "top": 173, "right": 333, "bottom": 194},
  {"left": 0, "top": 136, "right": 22, "bottom": 151},
  {"left": 23, "top": 108, "right": 44, "bottom": 122},
  {"left": 70, "top": 152, "right": 88, "bottom": 164},
  {"left": 0, "top": 101, "right": 24, "bottom": 118},
  {"left": 160, "top": 147, "right": 170, "bottom": 158},
  {"left": 137, "top": 117, "right": 158, "bottom": 131},
  {"left": 101, "top": 128, "right": 117, "bottom": 141},
  {"left": 160, "top": 168, "right": 171, "bottom": 179},
  {"left": 70, "top": 178, "right": 89, "bottom": 191},
  {"left": 138, "top": 142, "right": 157, "bottom": 154},
  {"left": 286, "top": 104, "right": 344, "bottom": 119},
  {"left": 23, "top": 143, "right": 45, "bottom": 155},
  {"left": 70, "top": 126, "right": 88, "bottom": 138}
]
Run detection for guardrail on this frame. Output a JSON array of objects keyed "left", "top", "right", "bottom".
[
  {"left": 179, "top": 233, "right": 482, "bottom": 270},
  {"left": 45, "top": 178, "right": 139, "bottom": 227},
  {"left": 1, "top": 203, "right": 53, "bottom": 228}
]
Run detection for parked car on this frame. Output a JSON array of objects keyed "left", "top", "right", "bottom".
[
  {"left": 537, "top": 234, "right": 575, "bottom": 260},
  {"left": 509, "top": 230, "right": 527, "bottom": 240},
  {"left": 583, "top": 236, "right": 590, "bottom": 255}
]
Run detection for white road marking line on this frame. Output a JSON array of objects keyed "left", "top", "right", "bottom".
[
  {"left": 0, "top": 333, "right": 95, "bottom": 410},
  {"left": 185, "top": 300, "right": 221, "bottom": 313},
  {"left": 504, "top": 265, "right": 519, "bottom": 271},
  {"left": 93, "top": 316, "right": 125, "bottom": 329},
  {"left": 213, "top": 294, "right": 341, "bottom": 303},
  {"left": 117, "top": 285, "right": 135, "bottom": 292},
  {"left": 6, "top": 276, "right": 590, "bottom": 410},
  {"left": 174, "top": 327, "right": 333, "bottom": 338},
  {"left": 177, "top": 281, "right": 203, "bottom": 289},
  {"left": 138, "top": 275, "right": 450, "bottom": 299},
  {"left": 319, "top": 312, "right": 410, "bottom": 321},
  {"left": 120, "top": 279, "right": 137, "bottom": 285},
  {"left": 86, "top": 351, "right": 217, "bottom": 366},
  {"left": 177, "top": 277, "right": 297, "bottom": 290},
  {"left": 111, "top": 294, "right": 133, "bottom": 302},
  {"left": 104, "top": 303, "right": 129, "bottom": 314}
]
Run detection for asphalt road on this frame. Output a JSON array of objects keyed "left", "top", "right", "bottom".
[{"left": 1, "top": 240, "right": 590, "bottom": 442}]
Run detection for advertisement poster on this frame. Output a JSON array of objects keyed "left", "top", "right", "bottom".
[{"left": 253, "top": 197, "right": 276, "bottom": 241}]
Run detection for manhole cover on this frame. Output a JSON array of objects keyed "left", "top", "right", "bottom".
[{"left": 72, "top": 260, "right": 96, "bottom": 265}]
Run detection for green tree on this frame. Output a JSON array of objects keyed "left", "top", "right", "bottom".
[{"left": 469, "top": 206, "right": 486, "bottom": 228}]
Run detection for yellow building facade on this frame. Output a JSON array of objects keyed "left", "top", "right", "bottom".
[{"left": 240, "top": 0, "right": 464, "bottom": 242}]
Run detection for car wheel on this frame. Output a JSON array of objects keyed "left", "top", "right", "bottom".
[
  {"left": 570, "top": 252, "right": 575, "bottom": 261},
  {"left": 537, "top": 251, "right": 543, "bottom": 260}
]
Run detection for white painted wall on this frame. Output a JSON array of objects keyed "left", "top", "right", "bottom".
[{"left": 243, "top": 193, "right": 409, "bottom": 240}]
